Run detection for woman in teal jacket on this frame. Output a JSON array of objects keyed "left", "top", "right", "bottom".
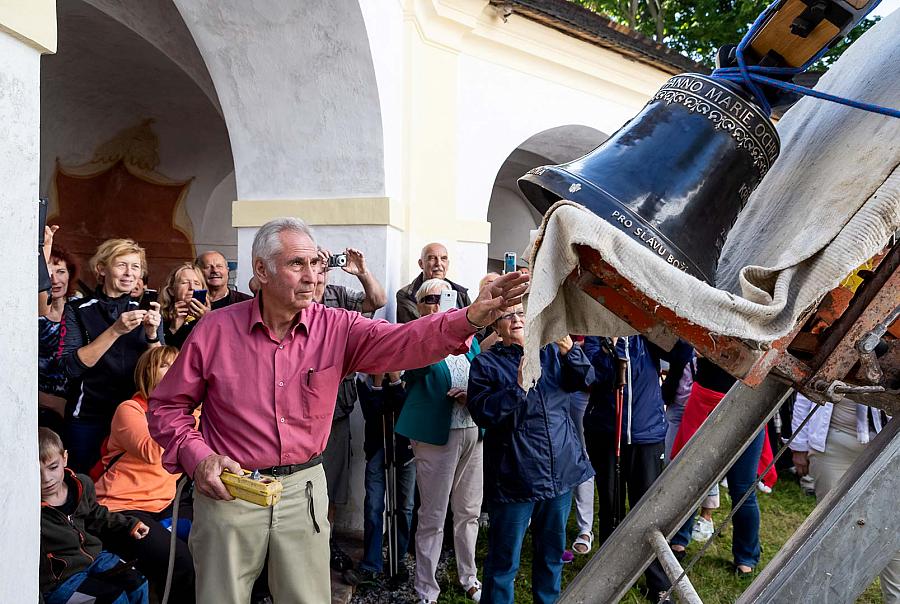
[{"left": 395, "top": 279, "right": 483, "bottom": 604}]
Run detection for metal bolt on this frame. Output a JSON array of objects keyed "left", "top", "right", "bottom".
[
  {"left": 857, "top": 519, "right": 866, "bottom": 526},
  {"left": 858, "top": 333, "right": 880, "bottom": 354}
]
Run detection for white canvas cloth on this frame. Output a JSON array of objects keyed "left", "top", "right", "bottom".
[{"left": 522, "top": 12, "right": 900, "bottom": 386}]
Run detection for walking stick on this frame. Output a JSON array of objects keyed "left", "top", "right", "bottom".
[
  {"left": 612, "top": 356, "right": 628, "bottom": 529},
  {"left": 382, "top": 392, "right": 400, "bottom": 578},
  {"left": 389, "top": 401, "right": 399, "bottom": 578}
]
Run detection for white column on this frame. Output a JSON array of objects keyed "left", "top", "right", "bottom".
[{"left": 0, "top": 29, "right": 43, "bottom": 604}]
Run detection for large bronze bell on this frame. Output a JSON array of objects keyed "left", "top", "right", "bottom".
[{"left": 518, "top": 73, "right": 779, "bottom": 285}]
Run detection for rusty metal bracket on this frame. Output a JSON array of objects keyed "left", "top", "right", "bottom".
[{"left": 573, "top": 245, "right": 805, "bottom": 387}]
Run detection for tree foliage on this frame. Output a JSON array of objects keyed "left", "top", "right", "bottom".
[{"left": 572, "top": 0, "right": 879, "bottom": 68}]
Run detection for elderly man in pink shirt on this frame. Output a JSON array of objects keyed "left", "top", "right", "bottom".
[{"left": 148, "top": 217, "right": 528, "bottom": 603}]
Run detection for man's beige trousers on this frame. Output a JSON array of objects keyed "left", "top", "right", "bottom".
[{"left": 189, "top": 464, "right": 330, "bottom": 603}]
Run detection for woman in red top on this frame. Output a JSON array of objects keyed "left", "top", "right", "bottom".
[{"left": 96, "top": 346, "right": 195, "bottom": 602}]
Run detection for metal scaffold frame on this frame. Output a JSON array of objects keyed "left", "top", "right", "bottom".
[{"left": 559, "top": 241, "right": 900, "bottom": 603}]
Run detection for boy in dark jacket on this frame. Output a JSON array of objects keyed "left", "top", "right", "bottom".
[
  {"left": 583, "top": 335, "right": 693, "bottom": 602},
  {"left": 39, "top": 428, "right": 150, "bottom": 604}
]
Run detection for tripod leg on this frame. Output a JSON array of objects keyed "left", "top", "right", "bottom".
[{"left": 382, "top": 412, "right": 396, "bottom": 578}]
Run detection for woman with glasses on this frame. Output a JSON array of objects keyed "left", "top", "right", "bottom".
[
  {"left": 58, "top": 238, "right": 164, "bottom": 473},
  {"left": 395, "top": 278, "right": 483, "bottom": 604},
  {"left": 467, "top": 304, "right": 595, "bottom": 604}
]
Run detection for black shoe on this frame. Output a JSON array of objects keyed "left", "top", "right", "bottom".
[
  {"left": 671, "top": 546, "right": 687, "bottom": 563},
  {"left": 330, "top": 542, "right": 354, "bottom": 572},
  {"left": 342, "top": 568, "right": 362, "bottom": 587},
  {"left": 386, "top": 563, "right": 410, "bottom": 588},
  {"left": 251, "top": 596, "right": 274, "bottom": 604},
  {"left": 355, "top": 570, "right": 383, "bottom": 591}
]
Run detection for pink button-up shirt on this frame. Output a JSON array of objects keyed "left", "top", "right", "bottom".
[{"left": 148, "top": 297, "right": 476, "bottom": 476}]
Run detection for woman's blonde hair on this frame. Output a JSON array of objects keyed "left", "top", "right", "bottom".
[
  {"left": 159, "top": 263, "right": 208, "bottom": 323},
  {"left": 89, "top": 238, "right": 147, "bottom": 283},
  {"left": 134, "top": 345, "right": 179, "bottom": 400}
]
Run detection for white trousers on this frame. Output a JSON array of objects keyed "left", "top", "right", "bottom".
[
  {"left": 810, "top": 428, "right": 900, "bottom": 603},
  {"left": 411, "top": 427, "right": 483, "bottom": 601},
  {"left": 573, "top": 477, "right": 595, "bottom": 536}
]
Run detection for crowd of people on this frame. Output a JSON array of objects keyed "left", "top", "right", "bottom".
[{"left": 36, "top": 219, "right": 896, "bottom": 604}]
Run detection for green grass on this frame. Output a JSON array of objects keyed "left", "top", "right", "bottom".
[{"left": 435, "top": 477, "right": 884, "bottom": 603}]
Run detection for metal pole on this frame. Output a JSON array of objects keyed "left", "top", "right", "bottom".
[
  {"left": 382, "top": 406, "right": 396, "bottom": 578},
  {"left": 648, "top": 529, "right": 703, "bottom": 604},
  {"left": 560, "top": 376, "right": 792, "bottom": 603},
  {"left": 737, "top": 416, "right": 900, "bottom": 604}
]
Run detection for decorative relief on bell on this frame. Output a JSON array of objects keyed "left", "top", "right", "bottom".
[{"left": 653, "top": 74, "right": 778, "bottom": 176}]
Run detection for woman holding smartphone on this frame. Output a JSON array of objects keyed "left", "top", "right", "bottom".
[
  {"left": 160, "top": 262, "right": 211, "bottom": 349},
  {"left": 58, "top": 238, "right": 163, "bottom": 473}
]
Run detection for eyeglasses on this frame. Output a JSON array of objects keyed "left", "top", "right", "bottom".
[
  {"left": 499, "top": 310, "right": 525, "bottom": 322},
  {"left": 418, "top": 294, "right": 442, "bottom": 305}
]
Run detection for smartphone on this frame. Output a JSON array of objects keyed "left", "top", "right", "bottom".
[
  {"left": 438, "top": 289, "right": 457, "bottom": 312},
  {"left": 504, "top": 251, "right": 517, "bottom": 275},
  {"left": 328, "top": 253, "right": 348, "bottom": 269},
  {"left": 138, "top": 289, "right": 158, "bottom": 311},
  {"left": 192, "top": 289, "right": 208, "bottom": 305},
  {"left": 38, "top": 198, "right": 51, "bottom": 294}
]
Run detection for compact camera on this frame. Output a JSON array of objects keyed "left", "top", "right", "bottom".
[{"left": 328, "top": 253, "right": 348, "bottom": 269}]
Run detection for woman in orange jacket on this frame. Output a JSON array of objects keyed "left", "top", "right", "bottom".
[{"left": 95, "top": 345, "right": 195, "bottom": 602}]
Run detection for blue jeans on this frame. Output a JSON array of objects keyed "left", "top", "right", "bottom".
[
  {"left": 45, "top": 551, "right": 148, "bottom": 604},
  {"left": 671, "top": 430, "right": 765, "bottom": 568},
  {"left": 65, "top": 416, "right": 111, "bottom": 474},
  {"left": 360, "top": 449, "right": 416, "bottom": 573},
  {"left": 482, "top": 491, "right": 572, "bottom": 604}
]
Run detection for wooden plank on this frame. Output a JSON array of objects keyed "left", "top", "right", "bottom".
[{"left": 748, "top": 0, "right": 840, "bottom": 67}]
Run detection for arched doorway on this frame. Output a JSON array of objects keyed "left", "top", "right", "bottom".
[
  {"left": 487, "top": 125, "right": 609, "bottom": 272},
  {"left": 41, "top": 0, "right": 236, "bottom": 291}
]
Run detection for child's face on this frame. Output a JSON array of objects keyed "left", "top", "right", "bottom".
[{"left": 40, "top": 450, "right": 68, "bottom": 499}]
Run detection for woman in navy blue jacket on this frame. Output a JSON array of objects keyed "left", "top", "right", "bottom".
[
  {"left": 467, "top": 304, "right": 594, "bottom": 604},
  {"left": 582, "top": 335, "right": 692, "bottom": 602}
]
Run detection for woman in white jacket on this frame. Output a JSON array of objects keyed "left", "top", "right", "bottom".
[{"left": 791, "top": 393, "right": 898, "bottom": 602}]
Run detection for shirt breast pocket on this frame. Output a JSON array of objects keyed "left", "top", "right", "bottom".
[{"left": 301, "top": 364, "right": 341, "bottom": 419}]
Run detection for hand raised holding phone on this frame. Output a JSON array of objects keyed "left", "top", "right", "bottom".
[{"left": 189, "top": 289, "right": 210, "bottom": 319}]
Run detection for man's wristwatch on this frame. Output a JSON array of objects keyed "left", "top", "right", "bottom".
[{"left": 145, "top": 333, "right": 160, "bottom": 344}]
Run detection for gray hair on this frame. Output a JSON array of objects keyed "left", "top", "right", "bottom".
[
  {"left": 252, "top": 217, "right": 316, "bottom": 273},
  {"left": 415, "top": 278, "right": 451, "bottom": 302}
]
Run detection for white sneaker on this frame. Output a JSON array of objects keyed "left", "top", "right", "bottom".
[
  {"left": 464, "top": 578, "right": 482, "bottom": 602},
  {"left": 691, "top": 516, "right": 714, "bottom": 543}
]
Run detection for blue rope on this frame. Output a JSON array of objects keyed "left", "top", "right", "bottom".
[{"left": 710, "top": 0, "right": 899, "bottom": 119}]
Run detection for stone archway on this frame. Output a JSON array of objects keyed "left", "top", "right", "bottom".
[
  {"left": 171, "top": 0, "right": 387, "bottom": 290},
  {"left": 41, "top": 0, "right": 236, "bottom": 289},
  {"left": 487, "top": 125, "right": 609, "bottom": 272}
]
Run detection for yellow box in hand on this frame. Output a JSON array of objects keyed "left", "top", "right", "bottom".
[{"left": 221, "top": 470, "right": 283, "bottom": 507}]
